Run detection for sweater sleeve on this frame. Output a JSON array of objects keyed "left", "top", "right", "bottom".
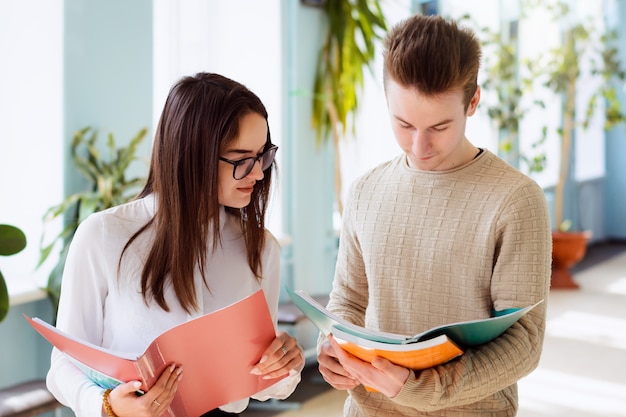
[{"left": 391, "top": 181, "right": 552, "bottom": 411}]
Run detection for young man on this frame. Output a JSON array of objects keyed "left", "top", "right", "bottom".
[{"left": 317, "top": 14, "right": 552, "bottom": 417}]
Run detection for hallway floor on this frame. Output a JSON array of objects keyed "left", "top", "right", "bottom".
[{"left": 244, "top": 241, "right": 626, "bottom": 417}]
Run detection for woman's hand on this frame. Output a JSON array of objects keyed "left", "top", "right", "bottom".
[
  {"left": 106, "top": 364, "right": 182, "bottom": 417},
  {"left": 317, "top": 337, "right": 360, "bottom": 390},
  {"left": 250, "top": 331, "right": 304, "bottom": 380},
  {"left": 327, "top": 335, "right": 410, "bottom": 398}
]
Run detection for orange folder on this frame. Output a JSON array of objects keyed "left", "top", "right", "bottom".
[{"left": 333, "top": 330, "right": 463, "bottom": 370}]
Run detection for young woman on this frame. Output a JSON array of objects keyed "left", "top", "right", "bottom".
[{"left": 47, "top": 72, "right": 304, "bottom": 416}]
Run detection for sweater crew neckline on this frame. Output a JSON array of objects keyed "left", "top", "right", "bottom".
[{"left": 400, "top": 148, "right": 487, "bottom": 175}]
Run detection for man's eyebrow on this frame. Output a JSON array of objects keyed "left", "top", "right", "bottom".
[
  {"left": 431, "top": 119, "right": 453, "bottom": 128},
  {"left": 394, "top": 115, "right": 453, "bottom": 128}
]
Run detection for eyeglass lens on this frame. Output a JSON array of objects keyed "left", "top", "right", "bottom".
[{"left": 234, "top": 146, "right": 277, "bottom": 180}]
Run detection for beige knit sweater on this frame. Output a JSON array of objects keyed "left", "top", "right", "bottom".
[{"left": 324, "top": 150, "right": 552, "bottom": 416}]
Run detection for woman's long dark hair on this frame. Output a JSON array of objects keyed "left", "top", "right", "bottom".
[{"left": 121, "top": 72, "right": 275, "bottom": 313}]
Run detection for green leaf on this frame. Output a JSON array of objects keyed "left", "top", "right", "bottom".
[
  {"left": 36, "top": 242, "right": 56, "bottom": 269},
  {"left": 38, "top": 126, "right": 148, "bottom": 278},
  {"left": 559, "top": 219, "right": 573, "bottom": 232},
  {"left": 37, "top": 223, "right": 76, "bottom": 268},
  {"left": 0, "top": 224, "right": 26, "bottom": 322},
  {"left": 311, "top": 0, "right": 386, "bottom": 147},
  {"left": 0, "top": 270, "right": 8, "bottom": 322},
  {"left": 0, "top": 224, "right": 27, "bottom": 256},
  {"left": 46, "top": 242, "right": 70, "bottom": 320}
]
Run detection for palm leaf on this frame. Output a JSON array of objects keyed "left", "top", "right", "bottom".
[
  {"left": 38, "top": 126, "right": 148, "bottom": 318},
  {"left": 310, "top": 0, "right": 386, "bottom": 214}
]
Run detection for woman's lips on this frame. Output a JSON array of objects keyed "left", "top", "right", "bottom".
[{"left": 238, "top": 185, "right": 255, "bottom": 193}]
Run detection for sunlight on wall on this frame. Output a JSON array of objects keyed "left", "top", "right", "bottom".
[{"left": 0, "top": 0, "right": 63, "bottom": 292}]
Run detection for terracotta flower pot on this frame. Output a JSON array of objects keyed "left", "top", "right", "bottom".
[{"left": 551, "top": 231, "right": 591, "bottom": 289}]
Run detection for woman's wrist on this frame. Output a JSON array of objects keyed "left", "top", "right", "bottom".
[{"left": 102, "top": 388, "right": 118, "bottom": 417}]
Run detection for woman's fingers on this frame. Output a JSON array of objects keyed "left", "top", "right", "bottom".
[
  {"left": 250, "top": 332, "right": 304, "bottom": 378},
  {"left": 148, "top": 364, "right": 183, "bottom": 415},
  {"left": 107, "top": 365, "right": 182, "bottom": 417}
]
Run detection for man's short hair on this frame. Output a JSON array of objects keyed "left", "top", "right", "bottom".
[{"left": 383, "top": 14, "right": 481, "bottom": 110}]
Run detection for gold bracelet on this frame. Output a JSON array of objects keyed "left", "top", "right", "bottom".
[{"left": 102, "top": 388, "right": 118, "bottom": 417}]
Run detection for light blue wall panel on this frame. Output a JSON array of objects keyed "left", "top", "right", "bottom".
[
  {"left": 64, "top": 0, "right": 153, "bottom": 196},
  {"left": 605, "top": 0, "right": 626, "bottom": 238},
  {"left": 0, "top": 299, "right": 53, "bottom": 388},
  {"left": 280, "top": 2, "right": 337, "bottom": 297}
]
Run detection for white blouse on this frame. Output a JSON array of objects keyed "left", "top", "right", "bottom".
[{"left": 46, "top": 195, "right": 300, "bottom": 416}]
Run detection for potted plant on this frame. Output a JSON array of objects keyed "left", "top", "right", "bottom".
[
  {"left": 309, "top": 0, "right": 387, "bottom": 215},
  {"left": 0, "top": 224, "right": 27, "bottom": 322},
  {"left": 523, "top": 2, "right": 626, "bottom": 288},
  {"left": 38, "top": 126, "right": 148, "bottom": 315}
]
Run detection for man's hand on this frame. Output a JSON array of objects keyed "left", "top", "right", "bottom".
[
  {"left": 327, "top": 335, "right": 410, "bottom": 398},
  {"left": 317, "top": 337, "right": 361, "bottom": 390}
]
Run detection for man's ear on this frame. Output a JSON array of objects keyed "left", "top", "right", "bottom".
[{"left": 466, "top": 86, "right": 481, "bottom": 116}]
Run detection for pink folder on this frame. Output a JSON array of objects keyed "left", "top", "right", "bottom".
[{"left": 26, "top": 289, "right": 286, "bottom": 416}]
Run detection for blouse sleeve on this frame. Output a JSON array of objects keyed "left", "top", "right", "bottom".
[{"left": 46, "top": 213, "right": 111, "bottom": 417}]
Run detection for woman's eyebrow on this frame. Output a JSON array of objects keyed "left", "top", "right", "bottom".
[{"left": 224, "top": 144, "right": 266, "bottom": 156}]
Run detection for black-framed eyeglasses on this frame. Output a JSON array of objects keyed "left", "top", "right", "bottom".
[{"left": 219, "top": 145, "right": 278, "bottom": 180}]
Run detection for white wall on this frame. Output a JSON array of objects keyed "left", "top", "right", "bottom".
[
  {"left": 0, "top": 0, "right": 63, "bottom": 292},
  {"left": 571, "top": 0, "right": 607, "bottom": 182}
]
